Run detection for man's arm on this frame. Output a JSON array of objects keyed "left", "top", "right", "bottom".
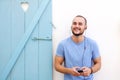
[
  {"left": 91, "top": 57, "right": 101, "bottom": 73},
  {"left": 81, "top": 57, "right": 101, "bottom": 76},
  {"left": 54, "top": 55, "right": 69, "bottom": 74},
  {"left": 54, "top": 55, "right": 81, "bottom": 76}
]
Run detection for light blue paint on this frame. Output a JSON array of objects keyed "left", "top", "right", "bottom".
[
  {"left": 38, "top": 1, "right": 52, "bottom": 80},
  {"left": 0, "top": 1, "right": 13, "bottom": 80},
  {"left": 0, "top": 0, "right": 52, "bottom": 80}
]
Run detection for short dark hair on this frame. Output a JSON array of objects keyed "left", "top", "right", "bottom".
[{"left": 75, "top": 15, "right": 87, "bottom": 25}]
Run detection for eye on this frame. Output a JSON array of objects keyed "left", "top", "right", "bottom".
[
  {"left": 79, "top": 22, "right": 83, "bottom": 25},
  {"left": 73, "top": 22, "right": 77, "bottom": 25},
  {"left": 73, "top": 22, "right": 83, "bottom": 26}
]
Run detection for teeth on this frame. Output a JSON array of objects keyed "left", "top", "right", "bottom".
[
  {"left": 74, "top": 28, "right": 80, "bottom": 30},
  {"left": 75, "top": 29, "right": 80, "bottom": 31}
]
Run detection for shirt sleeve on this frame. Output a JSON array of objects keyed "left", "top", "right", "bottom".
[
  {"left": 56, "top": 42, "right": 64, "bottom": 58},
  {"left": 92, "top": 41, "right": 100, "bottom": 59}
]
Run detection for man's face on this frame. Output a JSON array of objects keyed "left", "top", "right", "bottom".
[{"left": 71, "top": 17, "right": 87, "bottom": 36}]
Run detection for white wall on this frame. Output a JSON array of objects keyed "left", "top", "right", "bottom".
[{"left": 52, "top": 0, "right": 120, "bottom": 80}]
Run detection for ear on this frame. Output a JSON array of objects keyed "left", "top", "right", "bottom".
[{"left": 85, "top": 26, "right": 87, "bottom": 29}]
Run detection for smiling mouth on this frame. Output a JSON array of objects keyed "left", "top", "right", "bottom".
[{"left": 74, "top": 28, "right": 81, "bottom": 32}]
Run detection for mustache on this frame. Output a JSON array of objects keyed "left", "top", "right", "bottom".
[{"left": 73, "top": 27, "right": 81, "bottom": 30}]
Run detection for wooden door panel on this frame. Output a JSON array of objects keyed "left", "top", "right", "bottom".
[{"left": 0, "top": 0, "right": 52, "bottom": 80}]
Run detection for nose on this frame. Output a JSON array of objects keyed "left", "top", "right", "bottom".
[
  {"left": 76, "top": 23, "right": 79, "bottom": 27},
  {"left": 74, "top": 23, "right": 80, "bottom": 29},
  {"left": 72, "top": 22, "right": 82, "bottom": 28}
]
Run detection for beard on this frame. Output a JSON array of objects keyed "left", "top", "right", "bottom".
[{"left": 72, "top": 30, "right": 84, "bottom": 36}]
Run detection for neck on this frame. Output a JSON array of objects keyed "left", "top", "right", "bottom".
[{"left": 72, "top": 35, "right": 84, "bottom": 43}]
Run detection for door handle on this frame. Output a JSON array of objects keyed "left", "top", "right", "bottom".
[{"left": 32, "top": 37, "right": 52, "bottom": 41}]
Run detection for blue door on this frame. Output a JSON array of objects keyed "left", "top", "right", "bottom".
[{"left": 0, "top": 0, "right": 52, "bottom": 80}]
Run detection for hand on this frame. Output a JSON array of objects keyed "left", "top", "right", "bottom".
[
  {"left": 69, "top": 66, "right": 82, "bottom": 76},
  {"left": 81, "top": 66, "right": 91, "bottom": 76}
]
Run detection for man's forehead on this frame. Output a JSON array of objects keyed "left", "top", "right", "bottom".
[{"left": 73, "top": 17, "right": 85, "bottom": 22}]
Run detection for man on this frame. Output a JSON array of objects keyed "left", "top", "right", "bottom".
[{"left": 54, "top": 15, "right": 101, "bottom": 80}]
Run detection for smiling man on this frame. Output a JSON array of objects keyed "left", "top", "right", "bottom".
[{"left": 54, "top": 15, "right": 101, "bottom": 80}]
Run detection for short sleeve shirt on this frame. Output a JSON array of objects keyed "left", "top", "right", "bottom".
[{"left": 56, "top": 36, "right": 100, "bottom": 80}]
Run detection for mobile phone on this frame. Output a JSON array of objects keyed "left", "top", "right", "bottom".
[{"left": 76, "top": 68, "right": 83, "bottom": 73}]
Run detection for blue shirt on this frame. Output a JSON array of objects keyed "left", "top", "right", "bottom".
[{"left": 56, "top": 36, "right": 100, "bottom": 80}]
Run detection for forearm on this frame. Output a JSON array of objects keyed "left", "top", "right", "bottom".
[
  {"left": 91, "top": 57, "right": 101, "bottom": 73},
  {"left": 55, "top": 64, "right": 71, "bottom": 74},
  {"left": 54, "top": 56, "right": 72, "bottom": 74}
]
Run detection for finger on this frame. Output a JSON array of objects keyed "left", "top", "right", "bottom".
[{"left": 81, "top": 66, "right": 87, "bottom": 70}]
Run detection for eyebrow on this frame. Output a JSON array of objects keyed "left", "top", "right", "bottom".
[{"left": 72, "top": 22, "right": 83, "bottom": 25}]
